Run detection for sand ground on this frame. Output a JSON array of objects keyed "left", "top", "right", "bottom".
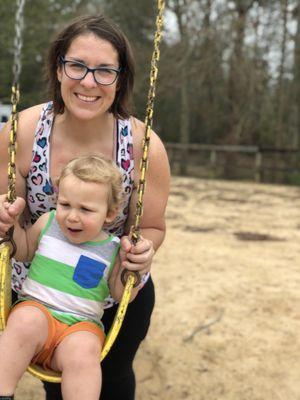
[{"left": 13, "top": 176, "right": 300, "bottom": 399}]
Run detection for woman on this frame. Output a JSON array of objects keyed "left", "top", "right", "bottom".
[{"left": 0, "top": 14, "right": 170, "bottom": 400}]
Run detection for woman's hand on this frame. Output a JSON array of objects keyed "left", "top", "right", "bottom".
[
  {"left": 0, "top": 195, "right": 26, "bottom": 237},
  {"left": 120, "top": 234, "right": 155, "bottom": 276}
]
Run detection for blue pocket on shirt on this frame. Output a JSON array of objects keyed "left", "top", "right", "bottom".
[{"left": 73, "top": 255, "right": 106, "bottom": 289}]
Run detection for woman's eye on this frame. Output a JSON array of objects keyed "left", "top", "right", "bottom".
[
  {"left": 70, "top": 63, "right": 85, "bottom": 70},
  {"left": 99, "top": 68, "right": 114, "bottom": 75}
]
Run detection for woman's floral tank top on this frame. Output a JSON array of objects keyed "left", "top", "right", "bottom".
[{"left": 11, "top": 102, "right": 135, "bottom": 294}]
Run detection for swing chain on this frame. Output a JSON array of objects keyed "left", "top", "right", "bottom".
[
  {"left": 131, "top": 0, "right": 165, "bottom": 244},
  {"left": 7, "top": 0, "right": 26, "bottom": 204},
  {"left": 5, "top": 84, "right": 18, "bottom": 258},
  {"left": 7, "top": 85, "right": 19, "bottom": 205},
  {"left": 13, "top": 0, "right": 26, "bottom": 87},
  {"left": 4, "top": 0, "right": 26, "bottom": 257},
  {"left": 121, "top": 0, "right": 165, "bottom": 288}
]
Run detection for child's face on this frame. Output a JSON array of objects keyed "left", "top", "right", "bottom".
[{"left": 56, "top": 174, "right": 116, "bottom": 244}]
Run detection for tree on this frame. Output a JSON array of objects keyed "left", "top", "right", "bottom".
[
  {"left": 275, "top": 0, "right": 289, "bottom": 147},
  {"left": 293, "top": 0, "right": 300, "bottom": 148},
  {"left": 227, "top": 0, "right": 257, "bottom": 143}
]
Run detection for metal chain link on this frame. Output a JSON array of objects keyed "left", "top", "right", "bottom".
[
  {"left": 12, "top": 0, "right": 26, "bottom": 87},
  {"left": 7, "top": 0, "right": 26, "bottom": 204},
  {"left": 132, "top": 0, "right": 165, "bottom": 243},
  {"left": 121, "top": 0, "right": 165, "bottom": 287},
  {"left": 4, "top": 0, "right": 26, "bottom": 255}
]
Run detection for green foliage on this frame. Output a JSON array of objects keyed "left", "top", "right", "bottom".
[
  {"left": 284, "top": 172, "right": 300, "bottom": 186},
  {"left": 0, "top": 0, "right": 15, "bottom": 104}
]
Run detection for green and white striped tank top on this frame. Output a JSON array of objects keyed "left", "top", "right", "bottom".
[{"left": 20, "top": 211, "right": 120, "bottom": 328}]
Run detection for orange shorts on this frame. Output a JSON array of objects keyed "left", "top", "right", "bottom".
[{"left": 11, "top": 300, "right": 105, "bottom": 371}]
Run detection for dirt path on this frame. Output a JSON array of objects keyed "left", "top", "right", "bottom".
[{"left": 14, "top": 177, "right": 300, "bottom": 399}]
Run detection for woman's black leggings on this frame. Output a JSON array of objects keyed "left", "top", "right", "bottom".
[{"left": 40, "top": 277, "right": 155, "bottom": 400}]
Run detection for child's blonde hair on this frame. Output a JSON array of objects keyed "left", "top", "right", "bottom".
[{"left": 58, "top": 155, "right": 124, "bottom": 213}]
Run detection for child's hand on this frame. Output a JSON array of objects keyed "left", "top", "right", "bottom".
[
  {"left": 120, "top": 234, "right": 155, "bottom": 276},
  {"left": 0, "top": 196, "right": 26, "bottom": 237}
]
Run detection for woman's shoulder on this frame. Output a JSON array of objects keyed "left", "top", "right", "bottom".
[
  {"left": 129, "top": 116, "right": 144, "bottom": 134},
  {"left": 130, "top": 116, "right": 168, "bottom": 158},
  {"left": 0, "top": 103, "right": 45, "bottom": 136},
  {"left": 16, "top": 103, "right": 49, "bottom": 178},
  {"left": 0, "top": 103, "right": 46, "bottom": 150},
  {"left": 18, "top": 103, "right": 48, "bottom": 134}
]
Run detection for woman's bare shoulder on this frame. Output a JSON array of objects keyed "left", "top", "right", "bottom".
[
  {"left": 130, "top": 116, "right": 168, "bottom": 159},
  {"left": 0, "top": 103, "right": 45, "bottom": 138},
  {"left": 130, "top": 116, "right": 143, "bottom": 132},
  {"left": 0, "top": 103, "right": 47, "bottom": 193},
  {"left": 8, "top": 103, "right": 46, "bottom": 178},
  {"left": 0, "top": 103, "right": 44, "bottom": 134},
  {"left": 18, "top": 103, "right": 45, "bottom": 135}
]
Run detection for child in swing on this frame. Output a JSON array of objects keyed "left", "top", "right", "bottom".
[{"left": 0, "top": 154, "right": 140, "bottom": 400}]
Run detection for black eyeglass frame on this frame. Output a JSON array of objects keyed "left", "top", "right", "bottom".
[{"left": 59, "top": 56, "right": 121, "bottom": 86}]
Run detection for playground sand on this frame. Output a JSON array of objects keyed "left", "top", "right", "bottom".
[{"left": 14, "top": 176, "right": 300, "bottom": 399}]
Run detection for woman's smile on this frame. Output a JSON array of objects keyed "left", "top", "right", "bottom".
[{"left": 75, "top": 93, "right": 100, "bottom": 103}]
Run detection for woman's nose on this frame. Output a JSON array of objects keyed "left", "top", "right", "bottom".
[{"left": 80, "top": 71, "right": 98, "bottom": 88}]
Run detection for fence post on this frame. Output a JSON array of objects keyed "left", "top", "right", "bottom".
[
  {"left": 210, "top": 150, "right": 217, "bottom": 178},
  {"left": 254, "top": 151, "right": 262, "bottom": 182},
  {"left": 168, "top": 145, "right": 174, "bottom": 170},
  {"left": 180, "top": 144, "right": 188, "bottom": 175}
]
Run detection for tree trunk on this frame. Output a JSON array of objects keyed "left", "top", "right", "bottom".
[
  {"left": 227, "top": 1, "right": 253, "bottom": 144},
  {"left": 172, "top": 0, "right": 190, "bottom": 175},
  {"left": 226, "top": 0, "right": 255, "bottom": 178},
  {"left": 179, "top": 59, "right": 189, "bottom": 175},
  {"left": 293, "top": 1, "right": 300, "bottom": 149},
  {"left": 276, "top": 0, "right": 289, "bottom": 147}
]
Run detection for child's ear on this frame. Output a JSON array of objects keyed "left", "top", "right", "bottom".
[{"left": 105, "top": 207, "right": 119, "bottom": 224}]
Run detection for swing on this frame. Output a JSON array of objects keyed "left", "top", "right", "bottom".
[{"left": 0, "top": 0, "right": 165, "bottom": 383}]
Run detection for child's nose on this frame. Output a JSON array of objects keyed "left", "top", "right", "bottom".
[{"left": 67, "top": 209, "right": 79, "bottom": 221}]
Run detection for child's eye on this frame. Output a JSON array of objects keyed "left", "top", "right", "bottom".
[
  {"left": 59, "top": 202, "right": 69, "bottom": 208},
  {"left": 81, "top": 207, "right": 93, "bottom": 212}
]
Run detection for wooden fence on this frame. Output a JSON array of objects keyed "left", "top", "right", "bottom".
[{"left": 165, "top": 143, "right": 300, "bottom": 185}]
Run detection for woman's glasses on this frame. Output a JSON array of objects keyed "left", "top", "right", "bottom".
[{"left": 60, "top": 57, "right": 121, "bottom": 86}]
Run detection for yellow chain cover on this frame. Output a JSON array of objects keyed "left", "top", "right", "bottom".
[
  {"left": 0, "top": 244, "right": 12, "bottom": 331},
  {"left": 100, "top": 274, "right": 135, "bottom": 361}
]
